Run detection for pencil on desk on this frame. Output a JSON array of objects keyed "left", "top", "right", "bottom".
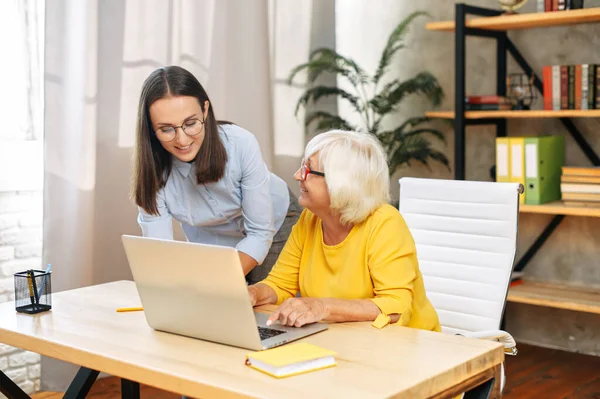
[{"left": 116, "top": 307, "right": 143, "bottom": 312}]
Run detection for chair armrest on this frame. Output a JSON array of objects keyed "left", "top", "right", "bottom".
[{"left": 458, "top": 330, "right": 518, "bottom": 355}]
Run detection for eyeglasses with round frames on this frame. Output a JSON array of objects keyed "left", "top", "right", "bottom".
[{"left": 154, "top": 118, "right": 205, "bottom": 143}]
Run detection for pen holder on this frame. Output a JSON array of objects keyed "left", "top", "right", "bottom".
[{"left": 14, "top": 269, "right": 52, "bottom": 314}]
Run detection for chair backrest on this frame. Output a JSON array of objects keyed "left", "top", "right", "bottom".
[{"left": 398, "top": 177, "right": 521, "bottom": 335}]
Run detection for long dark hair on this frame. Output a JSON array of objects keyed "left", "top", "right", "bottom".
[{"left": 131, "top": 66, "right": 228, "bottom": 215}]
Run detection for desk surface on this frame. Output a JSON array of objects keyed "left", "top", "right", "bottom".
[{"left": 0, "top": 281, "right": 503, "bottom": 399}]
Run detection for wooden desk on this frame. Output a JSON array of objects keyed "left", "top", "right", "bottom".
[{"left": 0, "top": 281, "right": 503, "bottom": 399}]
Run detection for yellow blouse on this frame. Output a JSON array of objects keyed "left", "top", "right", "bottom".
[{"left": 260, "top": 204, "right": 441, "bottom": 332}]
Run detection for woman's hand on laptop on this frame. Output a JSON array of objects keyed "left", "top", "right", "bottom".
[{"left": 266, "top": 298, "right": 329, "bottom": 328}]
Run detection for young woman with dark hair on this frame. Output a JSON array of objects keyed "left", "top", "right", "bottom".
[{"left": 131, "top": 66, "right": 300, "bottom": 284}]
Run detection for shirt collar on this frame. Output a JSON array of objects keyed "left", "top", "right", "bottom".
[{"left": 172, "top": 157, "right": 193, "bottom": 178}]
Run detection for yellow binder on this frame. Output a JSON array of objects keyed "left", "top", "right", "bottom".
[
  {"left": 495, "top": 137, "right": 511, "bottom": 183},
  {"left": 509, "top": 137, "right": 525, "bottom": 204}
]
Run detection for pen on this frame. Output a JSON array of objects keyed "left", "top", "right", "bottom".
[
  {"left": 116, "top": 307, "right": 143, "bottom": 312},
  {"left": 26, "top": 270, "right": 35, "bottom": 305},
  {"left": 37, "top": 264, "right": 52, "bottom": 298},
  {"left": 30, "top": 270, "right": 40, "bottom": 306}
]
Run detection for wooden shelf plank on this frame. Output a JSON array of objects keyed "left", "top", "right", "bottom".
[
  {"left": 426, "top": 8, "right": 600, "bottom": 31},
  {"left": 520, "top": 201, "right": 600, "bottom": 217},
  {"left": 425, "top": 110, "right": 600, "bottom": 119},
  {"left": 508, "top": 281, "right": 600, "bottom": 314}
]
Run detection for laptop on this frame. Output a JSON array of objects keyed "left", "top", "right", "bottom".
[{"left": 121, "top": 235, "right": 328, "bottom": 350}]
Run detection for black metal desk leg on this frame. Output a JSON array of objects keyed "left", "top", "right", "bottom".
[
  {"left": 0, "top": 369, "right": 31, "bottom": 399},
  {"left": 121, "top": 378, "right": 140, "bottom": 399},
  {"left": 63, "top": 367, "right": 100, "bottom": 399}
]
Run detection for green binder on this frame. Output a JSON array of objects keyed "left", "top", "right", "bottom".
[{"left": 524, "top": 136, "right": 565, "bottom": 205}]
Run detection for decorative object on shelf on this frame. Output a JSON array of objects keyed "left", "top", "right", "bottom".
[
  {"left": 498, "top": 0, "right": 528, "bottom": 14},
  {"left": 506, "top": 72, "right": 537, "bottom": 110},
  {"left": 287, "top": 11, "right": 450, "bottom": 176}
]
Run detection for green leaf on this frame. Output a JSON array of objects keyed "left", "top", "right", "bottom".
[
  {"left": 399, "top": 128, "right": 446, "bottom": 143},
  {"left": 373, "top": 11, "right": 429, "bottom": 85},
  {"left": 288, "top": 48, "right": 368, "bottom": 87},
  {"left": 288, "top": 61, "right": 347, "bottom": 85},
  {"left": 370, "top": 71, "right": 444, "bottom": 115},
  {"left": 394, "top": 116, "right": 432, "bottom": 132},
  {"left": 375, "top": 130, "right": 395, "bottom": 146},
  {"left": 316, "top": 118, "right": 356, "bottom": 132},
  {"left": 370, "top": 119, "right": 382, "bottom": 135},
  {"left": 304, "top": 111, "right": 356, "bottom": 132},
  {"left": 294, "top": 86, "right": 361, "bottom": 115},
  {"left": 428, "top": 151, "right": 451, "bottom": 170},
  {"left": 385, "top": 132, "right": 450, "bottom": 175}
]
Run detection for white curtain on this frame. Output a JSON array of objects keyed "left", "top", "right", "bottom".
[{"left": 42, "top": 0, "right": 279, "bottom": 390}]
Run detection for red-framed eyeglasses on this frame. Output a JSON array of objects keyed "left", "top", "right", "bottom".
[{"left": 300, "top": 160, "right": 325, "bottom": 181}]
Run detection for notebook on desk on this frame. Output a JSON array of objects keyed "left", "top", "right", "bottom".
[
  {"left": 121, "top": 235, "right": 328, "bottom": 351},
  {"left": 245, "top": 342, "right": 337, "bottom": 378}
]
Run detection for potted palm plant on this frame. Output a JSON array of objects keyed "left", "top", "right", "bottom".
[{"left": 288, "top": 11, "right": 450, "bottom": 175}]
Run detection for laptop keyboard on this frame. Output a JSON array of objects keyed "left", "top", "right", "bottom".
[{"left": 258, "top": 326, "right": 285, "bottom": 341}]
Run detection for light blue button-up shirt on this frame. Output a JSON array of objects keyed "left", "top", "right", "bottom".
[{"left": 137, "top": 124, "right": 290, "bottom": 264}]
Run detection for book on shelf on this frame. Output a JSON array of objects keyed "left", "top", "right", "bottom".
[
  {"left": 465, "top": 95, "right": 511, "bottom": 111},
  {"left": 560, "top": 167, "right": 600, "bottom": 207},
  {"left": 562, "top": 192, "right": 600, "bottom": 202},
  {"left": 540, "top": 0, "right": 584, "bottom": 11},
  {"left": 466, "top": 103, "right": 512, "bottom": 111},
  {"left": 465, "top": 95, "right": 508, "bottom": 104},
  {"left": 561, "top": 183, "right": 600, "bottom": 194},
  {"left": 561, "top": 174, "right": 600, "bottom": 184},
  {"left": 543, "top": 64, "right": 598, "bottom": 111},
  {"left": 562, "top": 166, "right": 600, "bottom": 176}
]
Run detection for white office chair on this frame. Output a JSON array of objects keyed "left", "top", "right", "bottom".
[{"left": 398, "top": 177, "right": 521, "bottom": 394}]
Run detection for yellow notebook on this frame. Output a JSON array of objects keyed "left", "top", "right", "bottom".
[{"left": 245, "top": 343, "right": 337, "bottom": 378}]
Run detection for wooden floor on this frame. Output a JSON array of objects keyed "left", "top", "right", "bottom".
[
  {"left": 31, "top": 344, "right": 600, "bottom": 399},
  {"left": 503, "top": 344, "right": 600, "bottom": 398}
]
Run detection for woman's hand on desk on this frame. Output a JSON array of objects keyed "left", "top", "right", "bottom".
[{"left": 266, "top": 298, "right": 328, "bottom": 327}]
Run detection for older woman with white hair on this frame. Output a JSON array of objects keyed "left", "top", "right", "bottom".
[{"left": 248, "top": 130, "right": 440, "bottom": 331}]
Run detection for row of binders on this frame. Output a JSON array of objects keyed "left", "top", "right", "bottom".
[{"left": 496, "top": 136, "right": 565, "bottom": 205}]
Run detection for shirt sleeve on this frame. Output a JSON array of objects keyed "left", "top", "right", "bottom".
[
  {"left": 137, "top": 187, "right": 174, "bottom": 240},
  {"left": 234, "top": 133, "right": 277, "bottom": 264},
  {"left": 367, "top": 212, "right": 418, "bottom": 326},
  {"left": 258, "top": 211, "right": 306, "bottom": 304}
]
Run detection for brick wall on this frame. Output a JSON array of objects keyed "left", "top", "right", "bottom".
[{"left": 0, "top": 191, "right": 43, "bottom": 396}]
